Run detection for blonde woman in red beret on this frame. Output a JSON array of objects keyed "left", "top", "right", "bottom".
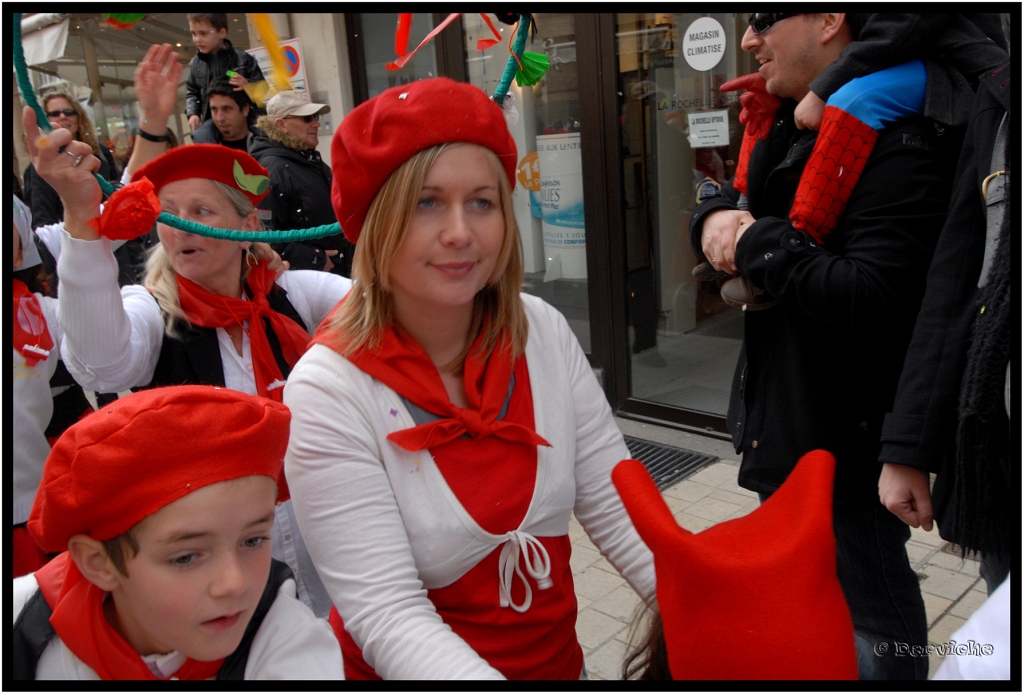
[
  {"left": 19, "top": 45, "right": 350, "bottom": 619},
  {"left": 13, "top": 385, "right": 343, "bottom": 680},
  {"left": 282, "top": 77, "right": 656, "bottom": 680}
]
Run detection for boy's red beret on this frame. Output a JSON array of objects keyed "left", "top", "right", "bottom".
[
  {"left": 330, "top": 77, "right": 518, "bottom": 244},
  {"left": 28, "top": 386, "right": 290, "bottom": 553}
]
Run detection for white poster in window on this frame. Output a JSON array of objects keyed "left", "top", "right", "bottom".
[
  {"left": 687, "top": 110, "right": 730, "bottom": 148},
  {"left": 536, "top": 132, "right": 587, "bottom": 281}
]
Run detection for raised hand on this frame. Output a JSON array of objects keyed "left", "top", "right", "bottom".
[{"left": 135, "top": 43, "right": 183, "bottom": 127}]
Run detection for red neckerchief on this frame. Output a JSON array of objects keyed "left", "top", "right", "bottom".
[
  {"left": 34, "top": 552, "right": 225, "bottom": 680},
  {"left": 174, "top": 261, "right": 311, "bottom": 402},
  {"left": 13, "top": 279, "right": 53, "bottom": 367},
  {"left": 313, "top": 314, "right": 550, "bottom": 452}
]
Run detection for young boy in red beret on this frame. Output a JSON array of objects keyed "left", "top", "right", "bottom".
[{"left": 12, "top": 385, "right": 343, "bottom": 681}]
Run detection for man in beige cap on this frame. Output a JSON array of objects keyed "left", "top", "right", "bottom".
[{"left": 251, "top": 90, "right": 353, "bottom": 276}]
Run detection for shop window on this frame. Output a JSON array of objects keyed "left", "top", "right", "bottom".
[
  {"left": 616, "top": 13, "right": 755, "bottom": 416},
  {"left": 464, "top": 13, "right": 591, "bottom": 352}
]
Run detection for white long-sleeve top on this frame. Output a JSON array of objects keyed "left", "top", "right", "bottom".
[
  {"left": 53, "top": 228, "right": 352, "bottom": 617},
  {"left": 283, "top": 293, "right": 657, "bottom": 679},
  {"left": 13, "top": 571, "right": 344, "bottom": 680},
  {"left": 33, "top": 222, "right": 125, "bottom": 269},
  {"left": 13, "top": 293, "right": 62, "bottom": 526},
  {"left": 55, "top": 229, "right": 348, "bottom": 395}
]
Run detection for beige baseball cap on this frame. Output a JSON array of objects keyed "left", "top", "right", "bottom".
[{"left": 266, "top": 90, "right": 330, "bottom": 120}]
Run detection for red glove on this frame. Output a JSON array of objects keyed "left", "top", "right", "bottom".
[{"left": 721, "top": 72, "right": 780, "bottom": 141}]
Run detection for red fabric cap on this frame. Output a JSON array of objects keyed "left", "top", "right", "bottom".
[
  {"left": 612, "top": 450, "right": 858, "bottom": 680},
  {"left": 28, "top": 385, "right": 291, "bottom": 553},
  {"left": 131, "top": 144, "right": 271, "bottom": 206},
  {"left": 330, "top": 77, "right": 517, "bottom": 244}
]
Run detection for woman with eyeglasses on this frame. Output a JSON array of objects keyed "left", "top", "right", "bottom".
[
  {"left": 20, "top": 44, "right": 351, "bottom": 621},
  {"left": 250, "top": 89, "right": 355, "bottom": 277},
  {"left": 23, "top": 90, "right": 121, "bottom": 230}
]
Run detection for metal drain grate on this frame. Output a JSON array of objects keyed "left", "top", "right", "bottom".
[{"left": 623, "top": 436, "right": 718, "bottom": 490}]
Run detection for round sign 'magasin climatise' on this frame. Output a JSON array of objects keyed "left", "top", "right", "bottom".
[{"left": 682, "top": 16, "right": 726, "bottom": 72}]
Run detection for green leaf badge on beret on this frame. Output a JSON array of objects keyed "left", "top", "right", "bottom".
[{"left": 233, "top": 160, "right": 270, "bottom": 196}]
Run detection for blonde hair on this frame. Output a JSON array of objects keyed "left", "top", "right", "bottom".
[
  {"left": 325, "top": 143, "right": 527, "bottom": 372},
  {"left": 144, "top": 180, "right": 259, "bottom": 338},
  {"left": 42, "top": 90, "right": 101, "bottom": 158}
]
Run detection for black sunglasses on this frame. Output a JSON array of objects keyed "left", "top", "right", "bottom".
[
  {"left": 46, "top": 108, "right": 78, "bottom": 118},
  {"left": 747, "top": 13, "right": 802, "bottom": 34},
  {"left": 287, "top": 113, "right": 320, "bottom": 123}
]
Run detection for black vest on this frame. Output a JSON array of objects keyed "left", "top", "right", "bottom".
[
  {"left": 149, "top": 285, "right": 307, "bottom": 389},
  {"left": 12, "top": 559, "right": 294, "bottom": 680}
]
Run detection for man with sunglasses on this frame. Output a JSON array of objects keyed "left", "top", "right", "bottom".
[
  {"left": 689, "top": 13, "right": 965, "bottom": 680},
  {"left": 251, "top": 90, "right": 354, "bottom": 276}
]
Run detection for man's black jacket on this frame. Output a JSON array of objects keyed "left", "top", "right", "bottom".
[{"left": 690, "top": 101, "right": 963, "bottom": 501}]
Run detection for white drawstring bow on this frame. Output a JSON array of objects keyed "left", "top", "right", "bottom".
[{"left": 497, "top": 530, "right": 553, "bottom": 613}]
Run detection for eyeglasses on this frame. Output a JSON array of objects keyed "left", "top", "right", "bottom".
[
  {"left": 46, "top": 109, "right": 78, "bottom": 118},
  {"left": 747, "top": 13, "right": 802, "bottom": 34},
  {"left": 287, "top": 113, "right": 320, "bottom": 123}
]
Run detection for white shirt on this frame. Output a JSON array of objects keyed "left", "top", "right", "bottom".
[
  {"left": 13, "top": 571, "right": 344, "bottom": 680},
  {"left": 55, "top": 229, "right": 348, "bottom": 395},
  {"left": 13, "top": 293, "right": 62, "bottom": 525},
  {"left": 933, "top": 574, "right": 1011, "bottom": 680},
  {"left": 284, "top": 294, "right": 657, "bottom": 679}
]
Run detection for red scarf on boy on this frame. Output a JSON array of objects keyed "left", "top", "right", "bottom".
[
  {"left": 174, "top": 261, "right": 311, "bottom": 402},
  {"left": 33, "top": 553, "right": 224, "bottom": 680},
  {"left": 13, "top": 279, "right": 53, "bottom": 367},
  {"left": 312, "top": 315, "right": 549, "bottom": 452}
]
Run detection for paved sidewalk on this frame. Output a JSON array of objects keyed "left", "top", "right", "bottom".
[{"left": 573, "top": 418, "right": 989, "bottom": 680}]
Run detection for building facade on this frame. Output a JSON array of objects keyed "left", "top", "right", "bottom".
[{"left": 14, "top": 12, "right": 782, "bottom": 437}]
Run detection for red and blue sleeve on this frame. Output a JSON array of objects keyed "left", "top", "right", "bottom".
[{"left": 791, "top": 60, "right": 926, "bottom": 243}]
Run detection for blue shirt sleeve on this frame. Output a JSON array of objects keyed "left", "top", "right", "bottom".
[{"left": 826, "top": 60, "right": 927, "bottom": 131}]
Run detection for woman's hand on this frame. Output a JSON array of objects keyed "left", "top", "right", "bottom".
[
  {"left": 251, "top": 242, "right": 290, "bottom": 278},
  {"left": 135, "top": 43, "right": 182, "bottom": 127},
  {"left": 127, "top": 44, "right": 183, "bottom": 176},
  {"left": 22, "top": 106, "right": 102, "bottom": 240}
]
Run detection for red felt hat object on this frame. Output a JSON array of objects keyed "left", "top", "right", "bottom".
[
  {"left": 28, "top": 386, "right": 291, "bottom": 553},
  {"left": 612, "top": 449, "right": 858, "bottom": 680},
  {"left": 330, "top": 77, "right": 518, "bottom": 244},
  {"left": 131, "top": 144, "right": 272, "bottom": 206}
]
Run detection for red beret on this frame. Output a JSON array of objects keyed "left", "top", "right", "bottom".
[
  {"left": 612, "top": 450, "right": 858, "bottom": 680},
  {"left": 131, "top": 144, "right": 271, "bottom": 206},
  {"left": 331, "top": 77, "right": 517, "bottom": 244},
  {"left": 28, "top": 386, "right": 290, "bottom": 553}
]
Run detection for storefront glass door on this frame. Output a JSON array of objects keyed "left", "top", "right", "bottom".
[{"left": 616, "top": 13, "right": 755, "bottom": 417}]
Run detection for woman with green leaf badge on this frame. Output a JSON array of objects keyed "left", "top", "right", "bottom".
[{"left": 20, "top": 44, "right": 351, "bottom": 620}]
